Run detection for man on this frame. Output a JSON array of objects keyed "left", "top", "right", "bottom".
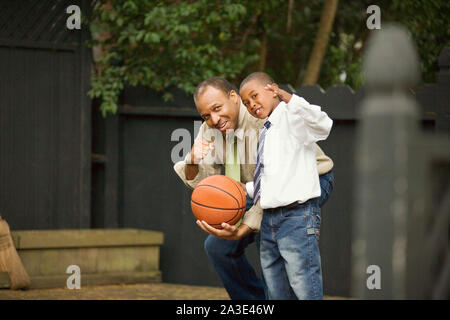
[{"left": 173, "top": 77, "right": 334, "bottom": 300}]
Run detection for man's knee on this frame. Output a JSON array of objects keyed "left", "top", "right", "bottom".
[
  {"left": 204, "top": 235, "right": 228, "bottom": 261},
  {"left": 204, "top": 234, "right": 250, "bottom": 261},
  {"left": 204, "top": 235, "right": 215, "bottom": 256}
]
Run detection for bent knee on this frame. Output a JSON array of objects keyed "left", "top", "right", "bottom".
[{"left": 204, "top": 235, "right": 225, "bottom": 259}]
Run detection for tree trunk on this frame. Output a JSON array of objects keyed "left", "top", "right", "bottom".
[
  {"left": 258, "top": 32, "right": 268, "bottom": 71},
  {"left": 302, "top": 0, "right": 339, "bottom": 85},
  {"left": 286, "top": 0, "right": 294, "bottom": 33}
]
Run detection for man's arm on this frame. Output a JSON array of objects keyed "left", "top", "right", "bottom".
[{"left": 185, "top": 163, "right": 199, "bottom": 181}]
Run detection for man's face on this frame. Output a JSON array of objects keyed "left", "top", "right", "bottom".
[
  {"left": 195, "top": 86, "right": 240, "bottom": 134},
  {"left": 240, "top": 80, "right": 277, "bottom": 119}
]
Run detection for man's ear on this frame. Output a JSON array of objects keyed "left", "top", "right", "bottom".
[{"left": 229, "top": 90, "right": 239, "bottom": 105}]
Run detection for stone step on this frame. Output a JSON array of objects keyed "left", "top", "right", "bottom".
[
  {"left": 1, "top": 229, "right": 163, "bottom": 289},
  {"left": 1, "top": 271, "right": 162, "bottom": 289},
  {"left": 0, "top": 272, "right": 9, "bottom": 289}
]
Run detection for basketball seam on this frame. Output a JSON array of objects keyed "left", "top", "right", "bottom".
[
  {"left": 225, "top": 176, "right": 246, "bottom": 219},
  {"left": 191, "top": 201, "right": 241, "bottom": 225},
  {"left": 194, "top": 184, "right": 240, "bottom": 208},
  {"left": 228, "top": 177, "right": 245, "bottom": 215},
  {"left": 191, "top": 200, "right": 245, "bottom": 211}
]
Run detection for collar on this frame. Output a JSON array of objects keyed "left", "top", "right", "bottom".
[{"left": 266, "top": 101, "right": 284, "bottom": 127}]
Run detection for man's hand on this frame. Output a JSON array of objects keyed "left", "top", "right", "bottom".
[
  {"left": 186, "top": 139, "right": 213, "bottom": 180},
  {"left": 196, "top": 220, "right": 252, "bottom": 240},
  {"left": 190, "top": 139, "right": 214, "bottom": 164},
  {"left": 264, "top": 83, "right": 292, "bottom": 103}
]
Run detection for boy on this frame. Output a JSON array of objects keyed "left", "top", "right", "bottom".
[{"left": 239, "top": 72, "right": 333, "bottom": 300}]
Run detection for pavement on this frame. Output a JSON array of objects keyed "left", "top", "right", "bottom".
[
  {"left": 0, "top": 282, "right": 230, "bottom": 300},
  {"left": 0, "top": 282, "right": 348, "bottom": 300}
]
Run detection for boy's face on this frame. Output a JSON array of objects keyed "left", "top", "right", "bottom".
[
  {"left": 240, "top": 80, "right": 278, "bottom": 119},
  {"left": 195, "top": 85, "right": 240, "bottom": 134}
]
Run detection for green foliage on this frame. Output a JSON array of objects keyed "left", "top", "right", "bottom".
[
  {"left": 319, "top": 0, "right": 449, "bottom": 88},
  {"left": 88, "top": 0, "right": 259, "bottom": 116},
  {"left": 88, "top": 0, "right": 449, "bottom": 116},
  {"left": 388, "top": 0, "right": 450, "bottom": 83}
]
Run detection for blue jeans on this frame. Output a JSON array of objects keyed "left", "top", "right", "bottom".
[
  {"left": 204, "top": 171, "right": 334, "bottom": 300},
  {"left": 260, "top": 171, "right": 334, "bottom": 300}
]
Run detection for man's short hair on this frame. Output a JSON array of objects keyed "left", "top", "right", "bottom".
[
  {"left": 239, "top": 72, "right": 274, "bottom": 91},
  {"left": 194, "top": 77, "right": 238, "bottom": 101}
]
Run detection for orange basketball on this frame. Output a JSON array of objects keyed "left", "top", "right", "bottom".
[{"left": 191, "top": 175, "right": 246, "bottom": 229}]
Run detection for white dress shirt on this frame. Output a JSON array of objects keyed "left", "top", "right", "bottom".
[{"left": 246, "top": 94, "right": 333, "bottom": 209}]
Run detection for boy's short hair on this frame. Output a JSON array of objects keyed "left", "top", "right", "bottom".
[
  {"left": 194, "top": 77, "right": 237, "bottom": 101},
  {"left": 239, "top": 72, "right": 274, "bottom": 91}
]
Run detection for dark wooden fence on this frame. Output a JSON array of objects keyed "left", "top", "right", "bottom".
[{"left": 0, "top": 0, "right": 91, "bottom": 229}]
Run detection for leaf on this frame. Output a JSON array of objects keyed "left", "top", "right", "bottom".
[{"left": 144, "top": 32, "right": 160, "bottom": 44}]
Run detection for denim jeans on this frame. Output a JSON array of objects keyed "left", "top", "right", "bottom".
[
  {"left": 260, "top": 171, "right": 334, "bottom": 300},
  {"left": 204, "top": 171, "right": 334, "bottom": 300}
]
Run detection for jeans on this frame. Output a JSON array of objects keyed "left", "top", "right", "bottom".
[
  {"left": 204, "top": 171, "right": 334, "bottom": 300},
  {"left": 260, "top": 171, "right": 334, "bottom": 300},
  {"left": 204, "top": 195, "right": 267, "bottom": 300}
]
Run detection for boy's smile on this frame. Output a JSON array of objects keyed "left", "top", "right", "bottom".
[{"left": 240, "top": 80, "right": 279, "bottom": 119}]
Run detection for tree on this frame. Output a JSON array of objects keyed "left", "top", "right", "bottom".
[
  {"left": 87, "top": 0, "right": 449, "bottom": 116},
  {"left": 302, "top": 0, "right": 339, "bottom": 85},
  {"left": 88, "top": 0, "right": 259, "bottom": 116}
]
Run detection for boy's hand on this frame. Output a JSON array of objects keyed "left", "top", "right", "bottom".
[
  {"left": 189, "top": 139, "right": 214, "bottom": 164},
  {"left": 264, "top": 83, "right": 292, "bottom": 103},
  {"left": 196, "top": 220, "right": 252, "bottom": 240}
]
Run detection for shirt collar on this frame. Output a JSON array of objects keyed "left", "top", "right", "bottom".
[{"left": 266, "top": 101, "right": 284, "bottom": 127}]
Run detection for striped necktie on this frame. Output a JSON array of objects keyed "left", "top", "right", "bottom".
[{"left": 253, "top": 120, "right": 271, "bottom": 204}]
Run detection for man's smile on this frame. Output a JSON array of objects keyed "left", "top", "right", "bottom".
[{"left": 218, "top": 120, "right": 228, "bottom": 131}]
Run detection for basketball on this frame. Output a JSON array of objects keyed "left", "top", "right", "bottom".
[{"left": 191, "top": 175, "right": 246, "bottom": 229}]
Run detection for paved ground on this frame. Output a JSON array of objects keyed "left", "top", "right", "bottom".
[
  {"left": 0, "top": 283, "right": 347, "bottom": 300},
  {"left": 0, "top": 282, "right": 230, "bottom": 300}
]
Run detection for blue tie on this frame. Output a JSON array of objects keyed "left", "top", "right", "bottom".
[{"left": 253, "top": 120, "right": 271, "bottom": 204}]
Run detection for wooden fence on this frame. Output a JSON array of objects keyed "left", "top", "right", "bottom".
[{"left": 0, "top": 0, "right": 91, "bottom": 229}]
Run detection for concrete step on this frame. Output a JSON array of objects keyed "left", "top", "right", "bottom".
[{"left": 2, "top": 229, "right": 163, "bottom": 289}]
